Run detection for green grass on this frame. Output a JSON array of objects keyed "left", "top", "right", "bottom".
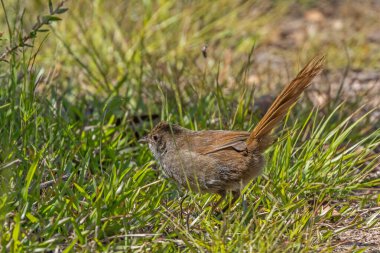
[{"left": 1, "top": 0, "right": 379, "bottom": 252}]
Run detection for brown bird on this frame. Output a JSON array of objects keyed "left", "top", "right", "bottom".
[{"left": 139, "top": 55, "right": 325, "bottom": 211}]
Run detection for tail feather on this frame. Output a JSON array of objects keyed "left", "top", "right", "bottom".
[{"left": 246, "top": 55, "right": 325, "bottom": 151}]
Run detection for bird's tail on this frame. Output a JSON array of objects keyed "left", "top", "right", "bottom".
[{"left": 246, "top": 55, "right": 325, "bottom": 151}]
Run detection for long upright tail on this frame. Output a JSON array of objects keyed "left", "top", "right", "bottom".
[{"left": 246, "top": 55, "right": 325, "bottom": 151}]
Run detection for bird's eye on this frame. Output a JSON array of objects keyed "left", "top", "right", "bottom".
[{"left": 152, "top": 135, "right": 158, "bottom": 141}]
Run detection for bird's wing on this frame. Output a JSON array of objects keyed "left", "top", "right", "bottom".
[{"left": 183, "top": 131, "right": 250, "bottom": 155}]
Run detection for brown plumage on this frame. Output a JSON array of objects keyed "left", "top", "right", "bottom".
[
  {"left": 139, "top": 55, "right": 325, "bottom": 211},
  {"left": 247, "top": 55, "right": 325, "bottom": 152}
]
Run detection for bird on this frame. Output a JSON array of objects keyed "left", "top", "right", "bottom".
[{"left": 139, "top": 55, "right": 325, "bottom": 211}]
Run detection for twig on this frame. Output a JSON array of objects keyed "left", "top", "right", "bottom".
[
  {"left": 0, "top": 0, "right": 69, "bottom": 62},
  {"left": 35, "top": 173, "right": 70, "bottom": 191},
  {"left": 0, "top": 159, "right": 21, "bottom": 171}
]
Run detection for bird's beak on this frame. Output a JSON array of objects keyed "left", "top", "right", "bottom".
[{"left": 138, "top": 136, "right": 149, "bottom": 144}]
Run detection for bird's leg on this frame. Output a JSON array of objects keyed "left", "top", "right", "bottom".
[
  {"left": 222, "top": 190, "right": 240, "bottom": 213},
  {"left": 179, "top": 193, "right": 189, "bottom": 221},
  {"left": 212, "top": 191, "right": 226, "bottom": 212}
]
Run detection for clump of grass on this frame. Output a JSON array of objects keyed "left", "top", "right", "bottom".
[{"left": 1, "top": 0, "right": 379, "bottom": 252}]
